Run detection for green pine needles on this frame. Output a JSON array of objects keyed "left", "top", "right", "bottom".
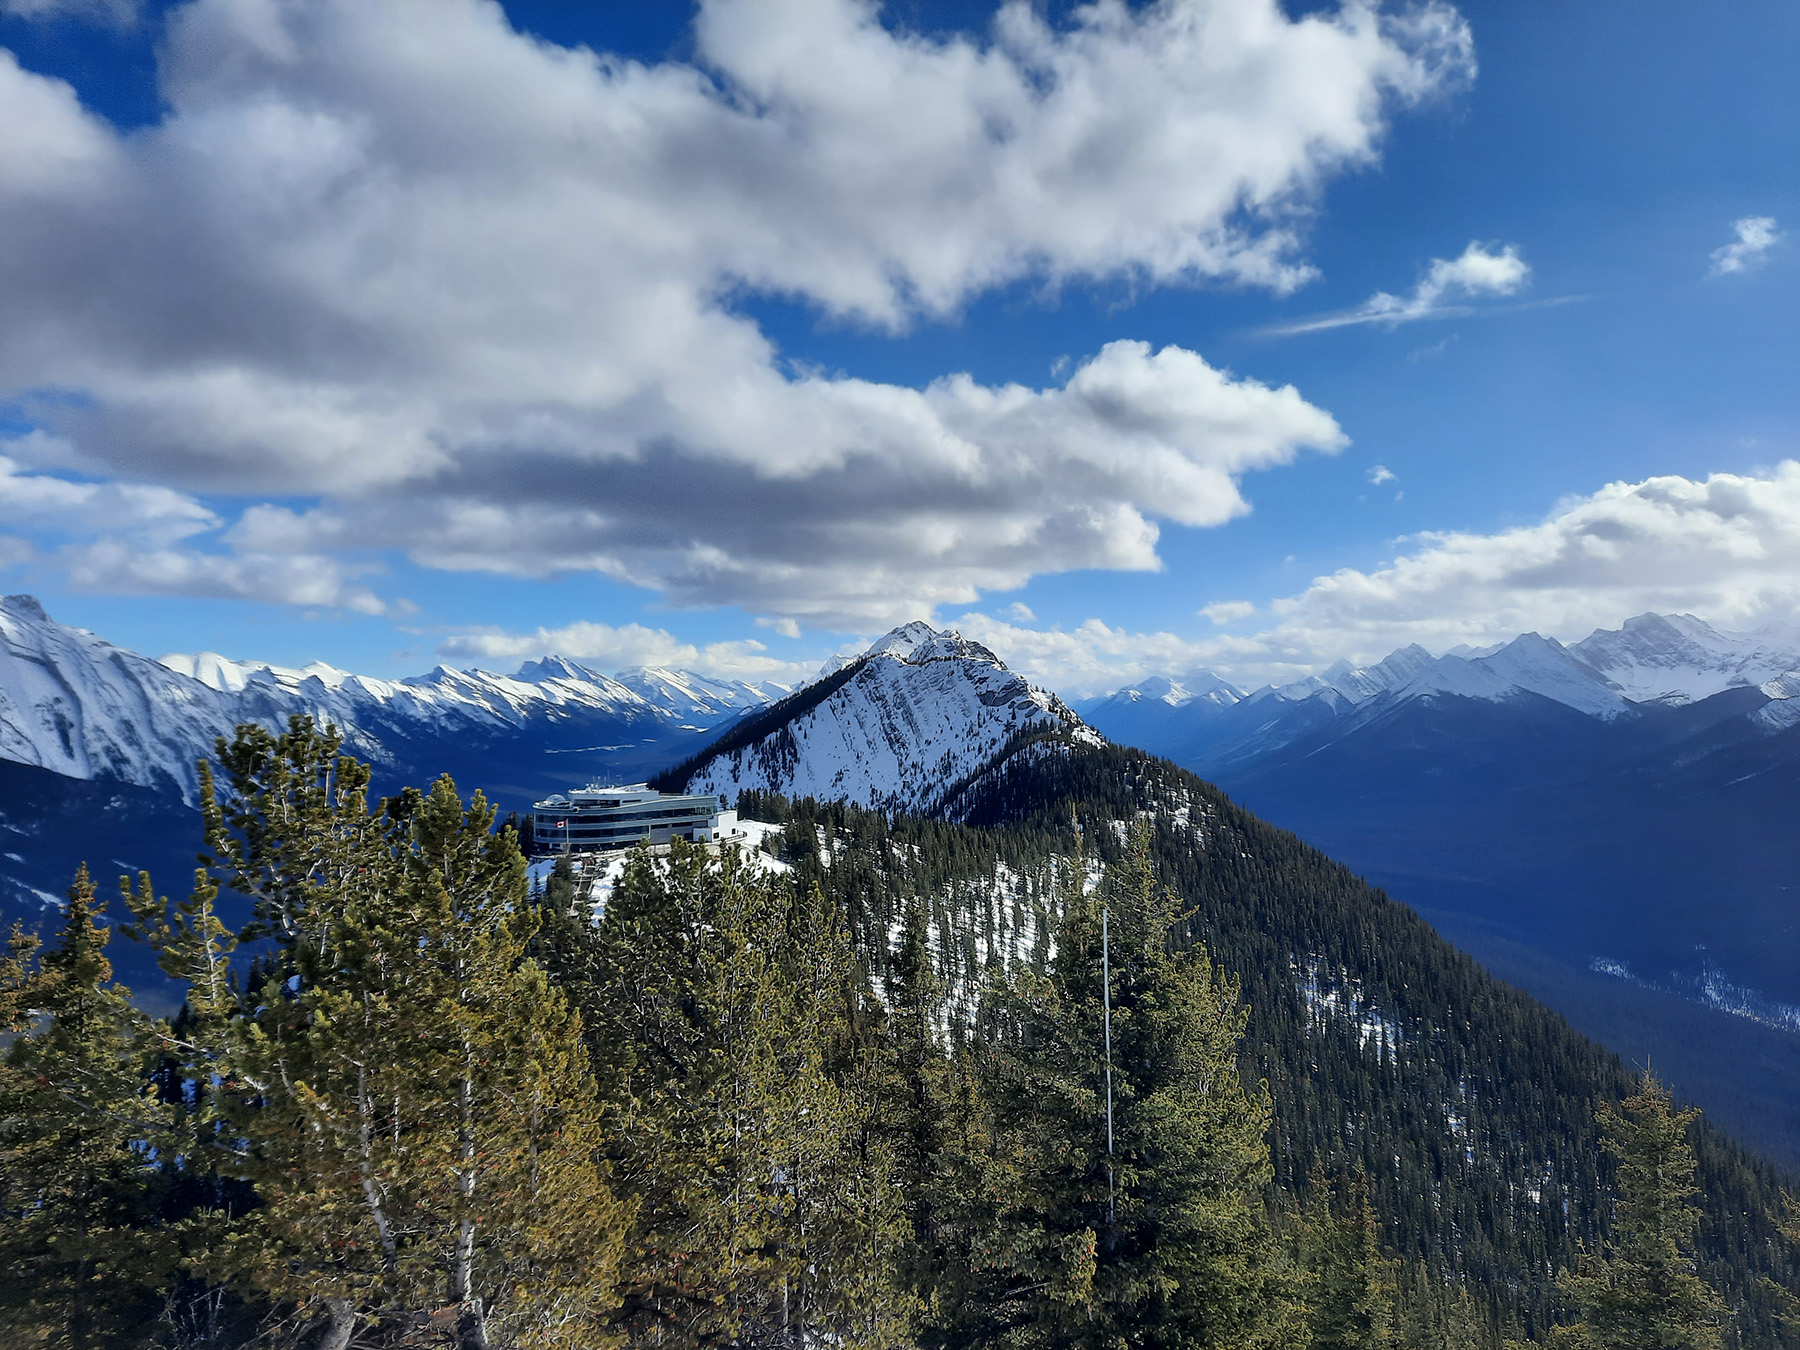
[{"left": 0, "top": 719, "right": 1788, "bottom": 1348}]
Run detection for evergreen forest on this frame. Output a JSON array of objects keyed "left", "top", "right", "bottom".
[{"left": 1, "top": 718, "right": 1796, "bottom": 1349}]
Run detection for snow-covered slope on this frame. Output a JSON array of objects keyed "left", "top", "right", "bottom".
[
  {"left": 0, "top": 595, "right": 779, "bottom": 803},
  {"left": 678, "top": 624, "right": 1098, "bottom": 814},
  {"left": 1084, "top": 614, "right": 1800, "bottom": 771},
  {"left": 612, "top": 667, "right": 790, "bottom": 720},
  {"left": 0, "top": 596, "right": 241, "bottom": 796},
  {"left": 1568, "top": 612, "right": 1800, "bottom": 705},
  {"left": 1396, "top": 633, "right": 1633, "bottom": 720}
]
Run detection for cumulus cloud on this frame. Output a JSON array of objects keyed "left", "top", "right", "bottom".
[
  {"left": 437, "top": 621, "right": 812, "bottom": 684},
  {"left": 1259, "top": 463, "right": 1800, "bottom": 660},
  {"left": 65, "top": 540, "right": 395, "bottom": 613},
  {"left": 0, "top": 0, "right": 1468, "bottom": 622},
  {"left": 1367, "top": 463, "right": 1396, "bottom": 485},
  {"left": 0, "top": 444, "right": 216, "bottom": 544},
  {"left": 1269, "top": 240, "right": 1527, "bottom": 335},
  {"left": 1709, "top": 216, "right": 1783, "bottom": 277},
  {"left": 0, "top": 437, "right": 399, "bottom": 611},
  {"left": 1200, "top": 599, "right": 1255, "bottom": 623},
  {"left": 960, "top": 465, "right": 1800, "bottom": 695}
]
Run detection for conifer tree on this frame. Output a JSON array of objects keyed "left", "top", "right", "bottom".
[
  {"left": 179, "top": 720, "right": 630, "bottom": 1348},
  {"left": 1559, "top": 1073, "right": 1728, "bottom": 1350},
  {"left": 1303, "top": 1171, "right": 1399, "bottom": 1350},
  {"left": 934, "top": 825, "right": 1284, "bottom": 1349},
  {"left": 879, "top": 898, "right": 953, "bottom": 1301},
  {"left": 0, "top": 866, "right": 173, "bottom": 1349},
  {"left": 590, "top": 840, "right": 914, "bottom": 1347},
  {"left": 122, "top": 866, "right": 264, "bottom": 1346}
]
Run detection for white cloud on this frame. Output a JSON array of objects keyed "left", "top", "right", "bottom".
[
  {"left": 0, "top": 0, "right": 137, "bottom": 27},
  {"left": 65, "top": 540, "right": 395, "bottom": 614},
  {"left": 1367, "top": 463, "right": 1396, "bottom": 485},
  {"left": 196, "top": 340, "right": 1348, "bottom": 627},
  {"left": 1269, "top": 240, "right": 1527, "bottom": 334},
  {"left": 950, "top": 611, "right": 1242, "bottom": 696},
  {"left": 962, "top": 464, "right": 1800, "bottom": 695},
  {"left": 1257, "top": 463, "right": 1800, "bottom": 661},
  {"left": 755, "top": 615, "right": 802, "bottom": 640},
  {"left": 0, "top": 446, "right": 216, "bottom": 544},
  {"left": 1200, "top": 599, "right": 1256, "bottom": 624},
  {"left": 1006, "top": 601, "right": 1035, "bottom": 623},
  {"left": 437, "top": 621, "right": 813, "bottom": 684},
  {"left": 0, "top": 0, "right": 1467, "bottom": 625},
  {"left": 1709, "top": 216, "right": 1783, "bottom": 277}
]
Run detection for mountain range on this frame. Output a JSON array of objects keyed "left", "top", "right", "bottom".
[
  {"left": 5, "top": 592, "right": 1800, "bottom": 1165},
  {"left": 0, "top": 593, "right": 791, "bottom": 993},
  {"left": 1079, "top": 611, "right": 1800, "bottom": 1167},
  {"left": 0, "top": 593, "right": 786, "bottom": 807},
  {"left": 1083, "top": 612, "right": 1800, "bottom": 771}
]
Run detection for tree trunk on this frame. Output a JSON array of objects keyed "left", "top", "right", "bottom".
[
  {"left": 318, "top": 1299, "right": 358, "bottom": 1350},
  {"left": 453, "top": 1042, "right": 487, "bottom": 1350},
  {"left": 456, "top": 1298, "right": 492, "bottom": 1350}
]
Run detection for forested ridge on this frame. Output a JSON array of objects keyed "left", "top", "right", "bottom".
[
  {"left": 738, "top": 729, "right": 1800, "bottom": 1345},
  {"left": 0, "top": 717, "right": 1794, "bottom": 1348}
]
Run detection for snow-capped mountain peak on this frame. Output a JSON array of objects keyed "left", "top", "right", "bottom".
[
  {"left": 514, "top": 654, "right": 608, "bottom": 685},
  {"left": 1569, "top": 612, "right": 1800, "bottom": 705},
  {"left": 1399, "top": 632, "right": 1633, "bottom": 720},
  {"left": 674, "top": 622, "right": 1096, "bottom": 814},
  {"left": 0, "top": 597, "right": 787, "bottom": 804},
  {"left": 863, "top": 621, "right": 1002, "bottom": 667}
]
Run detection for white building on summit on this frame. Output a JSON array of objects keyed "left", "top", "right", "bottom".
[{"left": 529, "top": 784, "right": 737, "bottom": 854}]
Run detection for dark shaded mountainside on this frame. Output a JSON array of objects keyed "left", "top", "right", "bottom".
[
  {"left": 1171, "top": 688, "right": 1800, "bottom": 1173},
  {"left": 729, "top": 729, "right": 1800, "bottom": 1344},
  {"left": 1079, "top": 617, "right": 1800, "bottom": 1173}
]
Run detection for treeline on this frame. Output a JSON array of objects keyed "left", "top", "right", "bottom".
[{"left": 0, "top": 719, "right": 1793, "bottom": 1347}]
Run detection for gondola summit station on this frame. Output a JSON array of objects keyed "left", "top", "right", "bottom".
[{"left": 530, "top": 784, "right": 739, "bottom": 855}]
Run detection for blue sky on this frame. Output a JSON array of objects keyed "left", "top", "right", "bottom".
[{"left": 0, "top": 0, "right": 1795, "bottom": 694}]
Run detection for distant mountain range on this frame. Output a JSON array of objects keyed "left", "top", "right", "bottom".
[
  {"left": 0, "top": 593, "right": 790, "bottom": 989},
  {"left": 0, "top": 593, "right": 787, "bottom": 806},
  {"left": 1079, "top": 611, "right": 1800, "bottom": 1162},
  {"left": 1083, "top": 612, "right": 1800, "bottom": 772}
]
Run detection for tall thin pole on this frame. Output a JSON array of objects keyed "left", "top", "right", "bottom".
[{"left": 1102, "top": 896, "right": 1115, "bottom": 1227}]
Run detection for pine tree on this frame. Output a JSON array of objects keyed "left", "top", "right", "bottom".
[
  {"left": 1559, "top": 1073, "right": 1728, "bottom": 1350},
  {"left": 879, "top": 897, "right": 953, "bottom": 1302},
  {"left": 933, "top": 824, "right": 1285, "bottom": 1349},
  {"left": 1303, "top": 1171, "right": 1399, "bottom": 1350},
  {"left": 122, "top": 866, "right": 264, "bottom": 1346},
  {"left": 0, "top": 866, "right": 174, "bottom": 1348},
  {"left": 183, "top": 720, "right": 630, "bottom": 1348},
  {"left": 589, "top": 839, "right": 914, "bottom": 1347}
]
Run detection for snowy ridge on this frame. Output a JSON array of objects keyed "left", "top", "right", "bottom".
[
  {"left": 1098, "top": 613, "right": 1800, "bottom": 724},
  {"left": 0, "top": 595, "right": 780, "bottom": 802},
  {"left": 1568, "top": 612, "right": 1800, "bottom": 705},
  {"left": 0, "top": 596, "right": 242, "bottom": 797},
  {"left": 683, "top": 623, "right": 1099, "bottom": 814}
]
